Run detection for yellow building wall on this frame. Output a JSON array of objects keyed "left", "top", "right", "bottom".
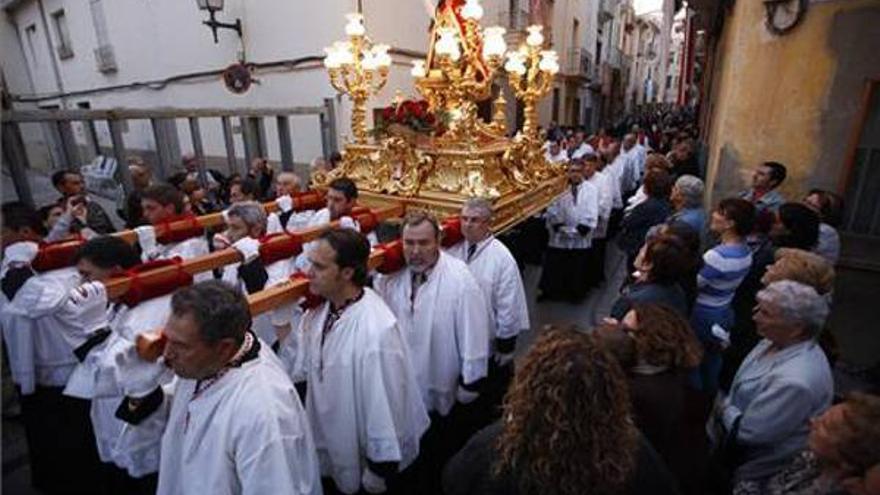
[{"left": 703, "top": 0, "right": 880, "bottom": 205}]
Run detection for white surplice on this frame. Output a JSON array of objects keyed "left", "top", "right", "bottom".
[
  {"left": 373, "top": 252, "right": 490, "bottom": 416},
  {"left": 586, "top": 170, "right": 614, "bottom": 239},
  {"left": 446, "top": 238, "right": 529, "bottom": 342},
  {"left": 1, "top": 267, "right": 82, "bottom": 394},
  {"left": 153, "top": 343, "right": 321, "bottom": 495},
  {"left": 148, "top": 237, "right": 211, "bottom": 282},
  {"left": 75, "top": 294, "right": 175, "bottom": 477},
  {"left": 220, "top": 257, "right": 295, "bottom": 345},
  {"left": 545, "top": 181, "right": 599, "bottom": 250},
  {"left": 604, "top": 154, "right": 627, "bottom": 209},
  {"left": 298, "top": 288, "right": 429, "bottom": 494}
]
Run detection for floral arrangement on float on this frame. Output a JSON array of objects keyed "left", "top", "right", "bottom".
[{"left": 373, "top": 96, "right": 447, "bottom": 141}]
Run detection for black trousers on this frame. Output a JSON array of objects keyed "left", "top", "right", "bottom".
[
  {"left": 539, "top": 247, "right": 592, "bottom": 302},
  {"left": 20, "top": 386, "right": 103, "bottom": 494},
  {"left": 100, "top": 463, "right": 158, "bottom": 495}
]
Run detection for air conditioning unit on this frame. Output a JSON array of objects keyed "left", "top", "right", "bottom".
[{"left": 94, "top": 44, "right": 117, "bottom": 73}]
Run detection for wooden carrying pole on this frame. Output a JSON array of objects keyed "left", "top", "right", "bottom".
[
  {"left": 112, "top": 192, "right": 326, "bottom": 245},
  {"left": 105, "top": 203, "right": 405, "bottom": 299},
  {"left": 136, "top": 216, "right": 462, "bottom": 360}
]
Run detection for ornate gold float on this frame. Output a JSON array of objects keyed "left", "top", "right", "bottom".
[{"left": 318, "top": 0, "right": 566, "bottom": 232}]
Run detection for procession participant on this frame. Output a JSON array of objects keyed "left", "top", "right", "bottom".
[
  {"left": 1, "top": 236, "right": 135, "bottom": 493},
  {"left": 293, "top": 177, "right": 376, "bottom": 271},
  {"left": 583, "top": 153, "right": 614, "bottom": 289},
  {"left": 135, "top": 184, "right": 210, "bottom": 268},
  {"left": 118, "top": 281, "right": 322, "bottom": 494},
  {"left": 374, "top": 211, "right": 490, "bottom": 486},
  {"left": 60, "top": 236, "right": 166, "bottom": 494},
  {"left": 544, "top": 140, "right": 568, "bottom": 164},
  {"left": 537, "top": 159, "right": 599, "bottom": 302},
  {"left": 214, "top": 201, "right": 296, "bottom": 348},
  {"left": 446, "top": 198, "right": 529, "bottom": 423},
  {"left": 299, "top": 228, "right": 429, "bottom": 494},
  {"left": 267, "top": 171, "right": 309, "bottom": 233},
  {"left": 568, "top": 130, "right": 595, "bottom": 160}
]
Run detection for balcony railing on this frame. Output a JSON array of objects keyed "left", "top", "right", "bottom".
[
  {"left": 1, "top": 102, "right": 339, "bottom": 208},
  {"left": 564, "top": 48, "right": 592, "bottom": 79}
]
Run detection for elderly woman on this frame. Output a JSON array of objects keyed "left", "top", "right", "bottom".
[
  {"left": 760, "top": 392, "right": 880, "bottom": 495},
  {"left": 762, "top": 248, "right": 835, "bottom": 296},
  {"left": 443, "top": 328, "right": 679, "bottom": 495},
  {"left": 709, "top": 280, "right": 833, "bottom": 493},
  {"left": 668, "top": 175, "right": 706, "bottom": 235}
]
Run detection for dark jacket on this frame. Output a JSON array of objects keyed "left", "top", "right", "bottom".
[
  {"left": 610, "top": 281, "right": 688, "bottom": 319},
  {"left": 443, "top": 421, "right": 680, "bottom": 495},
  {"left": 78, "top": 199, "right": 116, "bottom": 234},
  {"left": 618, "top": 198, "right": 672, "bottom": 257}
]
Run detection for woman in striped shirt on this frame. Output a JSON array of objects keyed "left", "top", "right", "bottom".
[{"left": 690, "top": 198, "right": 756, "bottom": 393}]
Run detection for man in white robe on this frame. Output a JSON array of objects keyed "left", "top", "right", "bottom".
[
  {"left": 266, "top": 171, "right": 314, "bottom": 234},
  {"left": 568, "top": 130, "right": 595, "bottom": 160},
  {"left": 293, "top": 177, "right": 377, "bottom": 272},
  {"left": 134, "top": 184, "right": 209, "bottom": 279},
  {"left": 446, "top": 198, "right": 529, "bottom": 430},
  {"left": 583, "top": 154, "right": 614, "bottom": 289},
  {"left": 1, "top": 235, "right": 142, "bottom": 492},
  {"left": 214, "top": 202, "right": 296, "bottom": 347},
  {"left": 299, "top": 228, "right": 428, "bottom": 494},
  {"left": 58, "top": 236, "right": 169, "bottom": 493},
  {"left": 543, "top": 140, "right": 568, "bottom": 164},
  {"left": 538, "top": 159, "right": 599, "bottom": 302},
  {"left": 373, "top": 211, "right": 490, "bottom": 487},
  {"left": 118, "top": 281, "right": 322, "bottom": 495},
  {"left": 602, "top": 141, "right": 626, "bottom": 237}
]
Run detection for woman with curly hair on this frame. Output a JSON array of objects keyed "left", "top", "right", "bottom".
[
  {"left": 442, "top": 327, "right": 679, "bottom": 495},
  {"left": 599, "top": 304, "right": 705, "bottom": 494}
]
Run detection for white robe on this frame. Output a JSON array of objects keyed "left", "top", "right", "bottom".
[
  {"left": 153, "top": 344, "right": 321, "bottom": 495},
  {"left": 586, "top": 170, "right": 614, "bottom": 239},
  {"left": 1, "top": 267, "right": 82, "bottom": 394},
  {"left": 374, "top": 252, "right": 490, "bottom": 416},
  {"left": 619, "top": 148, "right": 641, "bottom": 195},
  {"left": 299, "top": 288, "right": 429, "bottom": 494},
  {"left": 220, "top": 257, "right": 295, "bottom": 345},
  {"left": 604, "top": 155, "right": 627, "bottom": 209},
  {"left": 446, "top": 238, "right": 529, "bottom": 343},
  {"left": 147, "top": 236, "right": 212, "bottom": 282},
  {"left": 544, "top": 149, "right": 568, "bottom": 164},
  {"left": 75, "top": 295, "right": 175, "bottom": 477},
  {"left": 569, "top": 142, "right": 596, "bottom": 160},
  {"left": 545, "top": 181, "right": 599, "bottom": 250},
  {"left": 292, "top": 208, "right": 378, "bottom": 273}
]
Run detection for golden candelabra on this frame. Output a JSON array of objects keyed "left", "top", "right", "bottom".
[
  {"left": 317, "top": 0, "right": 567, "bottom": 232},
  {"left": 323, "top": 13, "right": 391, "bottom": 144},
  {"left": 505, "top": 25, "right": 559, "bottom": 140}
]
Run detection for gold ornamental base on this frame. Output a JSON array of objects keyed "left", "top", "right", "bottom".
[{"left": 317, "top": 134, "right": 566, "bottom": 233}]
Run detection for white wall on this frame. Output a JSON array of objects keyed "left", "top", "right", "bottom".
[{"left": 2, "top": 0, "right": 434, "bottom": 174}]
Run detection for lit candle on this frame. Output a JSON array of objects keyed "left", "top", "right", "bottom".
[
  {"left": 411, "top": 60, "right": 427, "bottom": 78},
  {"left": 344, "top": 13, "right": 366, "bottom": 37}
]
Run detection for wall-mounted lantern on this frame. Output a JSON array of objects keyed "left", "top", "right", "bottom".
[{"left": 196, "top": 0, "right": 242, "bottom": 44}]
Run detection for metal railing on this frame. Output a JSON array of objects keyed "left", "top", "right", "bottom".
[{"left": 1, "top": 100, "right": 338, "bottom": 208}]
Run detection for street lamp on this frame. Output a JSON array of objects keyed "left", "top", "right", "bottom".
[{"left": 196, "top": 0, "right": 242, "bottom": 44}]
